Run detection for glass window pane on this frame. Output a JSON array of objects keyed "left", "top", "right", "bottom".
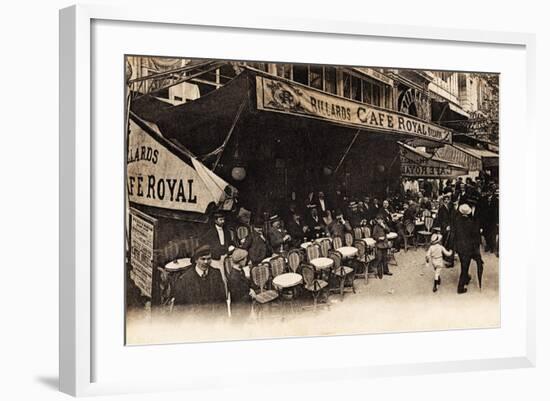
[
  {"left": 351, "top": 76, "right": 362, "bottom": 101},
  {"left": 324, "top": 66, "right": 337, "bottom": 94},
  {"left": 362, "top": 80, "right": 372, "bottom": 104},
  {"left": 373, "top": 84, "right": 381, "bottom": 106},
  {"left": 309, "top": 65, "right": 323, "bottom": 89},
  {"left": 343, "top": 72, "right": 351, "bottom": 98},
  {"left": 292, "top": 64, "right": 308, "bottom": 85}
]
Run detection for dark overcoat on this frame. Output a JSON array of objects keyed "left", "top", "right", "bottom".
[{"left": 172, "top": 265, "right": 226, "bottom": 306}]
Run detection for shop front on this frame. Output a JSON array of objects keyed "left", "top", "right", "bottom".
[{"left": 131, "top": 68, "right": 453, "bottom": 220}]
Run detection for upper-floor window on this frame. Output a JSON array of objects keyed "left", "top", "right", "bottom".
[{"left": 342, "top": 70, "right": 391, "bottom": 108}]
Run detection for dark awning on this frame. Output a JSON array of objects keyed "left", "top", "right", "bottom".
[{"left": 431, "top": 100, "right": 470, "bottom": 125}]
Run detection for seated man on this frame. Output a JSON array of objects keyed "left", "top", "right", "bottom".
[
  {"left": 241, "top": 221, "right": 271, "bottom": 265},
  {"left": 267, "top": 215, "right": 292, "bottom": 252},
  {"left": 327, "top": 209, "right": 352, "bottom": 239},
  {"left": 286, "top": 212, "right": 309, "bottom": 247},
  {"left": 172, "top": 245, "right": 227, "bottom": 307},
  {"left": 346, "top": 201, "right": 364, "bottom": 228}
]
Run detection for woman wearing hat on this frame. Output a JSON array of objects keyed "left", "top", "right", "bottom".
[{"left": 426, "top": 233, "right": 453, "bottom": 292}]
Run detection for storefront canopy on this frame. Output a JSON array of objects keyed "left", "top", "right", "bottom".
[
  {"left": 130, "top": 68, "right": 453, "bottom": 158},
  {"left": 433, "top": 143, "right": 499, "bottom": 171},
  {"left": 399, "top": 142, "right": 468, "bottom": 178},
  {"left": 127, "top": 112, "right": 236, "bottom": 219},
  {"left": 431, "top": 100, "right": 470, "bottom": 125}
]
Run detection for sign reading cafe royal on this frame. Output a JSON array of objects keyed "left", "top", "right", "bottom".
[
  {"left": 256, "top": 76, "right": 452, "bottom": 144},
  {"left": 127, "top": 118, "right": 229, "bottom": 214}
]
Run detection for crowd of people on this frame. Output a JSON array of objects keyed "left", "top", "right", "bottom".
[{"left": 164, "top": 175, "right": 499, "bottom": 310}]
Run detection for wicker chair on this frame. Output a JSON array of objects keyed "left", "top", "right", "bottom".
[
  {"left": 318, "top": 238, "right": 332, "bottom": 257},
  {"left": 403, "top": 220, "right": 417, "bottom": 251},
  {"left": 287, "top": 249, "right": 302, "bottom": 273},
  {"left": 269, "top": 255, "right": 287, "bottom": 278},
  {"left": 305, "top": 243, "right": 333, "bottom": 280},
  {"left": 236, "top": 225, "right": 250, "bottom": 244},
  {"left": 251, "top": 264, "right": 279, "bottom": 313},
  {"left": 353, "top": 240, "right": 368, "bottom": 281},
  {"left": 361, "top": 225, "right": 371, "bottom": 239},
  {"left": 417, "top": 216, "right": 434, "bottom": 248},
  {"left": 332, "top": 236, "right": 344, "bottom": 250},
  {"left": 344, "top": 232, "right": 354, "bottom": 247},
  {"left": 353, "top": 227, "right": 363, "bottom": 240},
  {"left": 301, "top": 264, "right": 328, "bottom": 310},
  {"left": 328, "top": 249, "right": 355, "bottom": 299}
]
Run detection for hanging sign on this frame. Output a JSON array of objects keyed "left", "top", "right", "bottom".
[{"left": 256, "top": 75, "right": 452, "bottom": 144}]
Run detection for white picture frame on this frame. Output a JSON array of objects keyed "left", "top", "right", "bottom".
[{"left": 59, "top": 3, "right": 536, "bottom": 397}]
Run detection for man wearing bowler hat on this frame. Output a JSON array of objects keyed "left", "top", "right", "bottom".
[{"left": 172, "top": 245, "right": 227, "bottom": 306}]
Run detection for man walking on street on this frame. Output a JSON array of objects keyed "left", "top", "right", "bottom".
[{"left": 453, "top": 204, "right": 484, "bottom": 294}]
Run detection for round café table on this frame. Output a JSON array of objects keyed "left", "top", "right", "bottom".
[
  {"left": 387, "top": 232, "right": 398, "bottom": 240},
  {"left": 336, "top": 246, "right": 358, "bottom": 259},
  {"left": 165, "top": 258, "right": 222, "bottom": 272},
  {"left": 273, "top": 272, "right": 303, "bottom": 289},
  {"left": 165, "top": 258, "right": 192, "bottom": 272},
  {"left": 310, "top": 257, "right": 333, "bottom": 270},
  {"left": 300, "top": 241, "right": 313, "bottom": 249}
]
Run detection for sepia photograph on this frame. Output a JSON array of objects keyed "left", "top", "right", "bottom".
[{"left": 124, "top": 56, "right": 500, "bottom": 345}]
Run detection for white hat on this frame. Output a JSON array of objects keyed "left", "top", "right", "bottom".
[
  {"left": 458, "top": 203, "right": 472, "bottom": 215},
  {"left": 430, "top": 233, "right": 442, "bottom": 244}
]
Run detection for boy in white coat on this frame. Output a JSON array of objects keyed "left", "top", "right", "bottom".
[{"left": 426, "top": 233, "right": 453, "bottom": 292}]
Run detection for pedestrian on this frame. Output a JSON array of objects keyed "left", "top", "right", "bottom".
[
  {"left": 453, "top": 204, "right": 484, "bottom": 294},
  {"left": 172, "top": 245, "right": 227, "bottom": 306},
  {"left": 426, "top": 233, "right": 453, "bottom": 292},
  {"left": 372, "top": 214, "right": 392, "bottom": 278}
]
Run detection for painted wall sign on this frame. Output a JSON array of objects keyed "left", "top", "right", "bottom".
[{"left": 256, "top": 76, "right": 452, "bottom": 144}]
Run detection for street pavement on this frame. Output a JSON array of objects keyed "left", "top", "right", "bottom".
[{"left": 127, "top": 246, "right": 500, "bottom": 345}]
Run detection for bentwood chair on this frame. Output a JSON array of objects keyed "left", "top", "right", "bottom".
[
  {"left": 332, "top": 236, "right": 344, "bottom": 250},
  {"left": 318, "top": 238, "right": 332, "bottom": 257},
  {"left": 301, "top": 264, "right": 329, "bottom": 310},
  {"left": 353, "top": 240, "right": 368, "bottom": 281},
  {"left": 269, "top": 255, "right": 287, "bottom": 278},
  {"left": 417, "top": 216, "right": 434, "bottom": 248},
  {"left": 328, "top": 250, "right": 355, "bottom": 299},
  {"left": 403, "top": 220, "right": 417, "bottom": 251},
  {"left": 236, "top": 225, "right": 250, "bottom": 244},
  {"left": 251, "top": 264, "right": 279, "bottom": 317},
  {"left": 305, "top": 243, "right": 333, "bottom": 281},
  {"left": 344, "top": 232, "right": 354, "bottom": 247},
  {"left": 287, "top": 249, "right": 303, "bottom": 273}
]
